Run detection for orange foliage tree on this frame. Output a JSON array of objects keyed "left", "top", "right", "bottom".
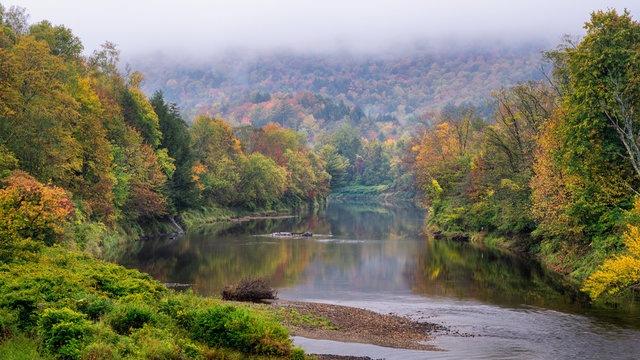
[{"left": 0, "top": 170, "right": 74, "bottom": 262}]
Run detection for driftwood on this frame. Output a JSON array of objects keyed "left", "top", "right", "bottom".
[
  {"left": 222, "top": 278, "right": 277, "bottom": 302},
  {"left": 162, "top": 282, "right": 193, "bottom": 290}
]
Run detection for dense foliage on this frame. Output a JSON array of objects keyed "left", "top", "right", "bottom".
[
  {"left": 0, "top": 3, "right": 338, "bottom": 237},
  {"left": 410, "top": 10, "right": 640, "bottom": 298},
  {"left": 0, "top": 246, "right": 297, "bottom": 359},
  {"left": 134, "top": 43, "right": 543, "bottom": 126},
  {"left": 0, "top": 165, "right": 300, "bottom": 358}
]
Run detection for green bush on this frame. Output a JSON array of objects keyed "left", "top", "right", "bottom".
[
  {"left": 289, "top": 347, "right": 306, "bottom": 360},
  {"left": 129, "top": 325, "right": 186, "bottom": 360},
  {"left": 192, "top": 304, "right": 291, "bottom": 356},
  {"left": 0, "top": 307, "right": 18, "bottom": 339},
  {"left": 110, "top": 303, "right": 156, "bottom": 334},
  {"left": 80, "top": 297, "right": 115, "bottom": 321},
  {"left": 38, "top": 308, "right": 92, "bottom": 359},
  {"left": 157, "top": 291, "right": 206, "bottom": 329}
]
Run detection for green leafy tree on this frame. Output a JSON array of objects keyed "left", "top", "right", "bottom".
[
  {"left": 29, "top": 20, "right": 83, "bottom": 60},
  {"left": 319, "top": 144, "right": 349, "bottom": 189},
  {"left": 191, "top": 115, "right": 243, "bottom": 205},
  {"left": 360, "top": 141, "right": 391, "bottom": 186},
  {"left": 0, "top": 36, "right": 82, "bottom": 188},
  {"left": 236, "top": 153, "right": 287, "bottom": 209},
  {"left": 151, "top": 91, "right": 197, "bottom": 210}
]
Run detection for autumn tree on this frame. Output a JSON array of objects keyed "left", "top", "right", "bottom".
[
  {"left": 534, "top": 10, "right": 640, "bottom": 252},
  {"left": 236, "top": 153, "right": 287, "bottom": 209},
  {"left": 0, "top": 36, "right": 83, "bottom": 188},
  {"left": 247, "top": 123, "right": 304, "bottom": 166},
  {"left": 0, "top": 171, "right": 74, "bottom": 262},
  {"left": 112, "top": 127, "right": 168, "bottom": 221},
  {"left": 191, "top": 115, "right": 243, "bottom": 205}
]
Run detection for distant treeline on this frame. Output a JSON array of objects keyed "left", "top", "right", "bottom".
[{"left": 134, "top": 42, "right": 544, "bottom": 126}]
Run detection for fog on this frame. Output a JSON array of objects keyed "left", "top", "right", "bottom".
[{"left": 10, "top": 0, "right": 640, "bottom": 57}]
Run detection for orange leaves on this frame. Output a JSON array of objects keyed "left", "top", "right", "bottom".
[
  {"left": 0, "top": 170, "right": 74, "bottom": 262},
  {"left": 412, "top": 121, "right": 464, "bottom": 203}
]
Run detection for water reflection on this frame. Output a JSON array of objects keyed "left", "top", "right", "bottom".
[{"left": 116, "top": 200, "right": 639, "bottom": 329}]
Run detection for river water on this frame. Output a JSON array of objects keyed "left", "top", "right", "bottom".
[{"left": 117, "top": 200, "right": 640, "bottom": 359}]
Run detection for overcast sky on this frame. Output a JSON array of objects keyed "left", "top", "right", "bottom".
[{"left": 8, "top": 0, "right": 640, "bottom": 56}]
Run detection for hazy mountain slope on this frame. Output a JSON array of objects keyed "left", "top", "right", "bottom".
[{"left": 132, "top": 42, "right": 546, "bottom": 123}]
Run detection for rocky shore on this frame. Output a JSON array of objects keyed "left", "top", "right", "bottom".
[{"left": 266, "top": 300, "right": 450, "bottom": 354}]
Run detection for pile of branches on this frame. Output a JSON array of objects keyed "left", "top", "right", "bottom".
[{"left": 221, "top": 278, "right": 278, "bottom": 302}]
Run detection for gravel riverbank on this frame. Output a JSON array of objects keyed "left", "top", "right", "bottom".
[{"left": 266, "top": 300, "right": 449, "bottom": 353}]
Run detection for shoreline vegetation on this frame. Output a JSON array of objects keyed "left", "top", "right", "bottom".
[{"left": 0, "top": 241, "right": 446, "bottom": 360}]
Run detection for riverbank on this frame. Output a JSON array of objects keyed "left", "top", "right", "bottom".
[{"left": 265, "top": 300, "right": 448, "bottom": 352}]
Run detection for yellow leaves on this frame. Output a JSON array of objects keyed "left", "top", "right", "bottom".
[{"left": 583, "top": 198, "right": 640, "bottom": 299}]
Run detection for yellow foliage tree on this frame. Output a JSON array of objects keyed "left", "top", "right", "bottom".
[{"left": 583, "top": 198, "right": 640, "bottom": 299}]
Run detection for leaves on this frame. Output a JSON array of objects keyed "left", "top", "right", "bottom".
[{"left": 0, "top": 171, "right": 74, "bottom": 262}]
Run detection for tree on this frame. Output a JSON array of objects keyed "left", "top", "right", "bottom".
[
  {"left": 248, "top": 123, "right": 304, "bottom": 166},
  {"left": 360, "top": 141, "right": 391, "bottom": 186},
  {"left": 151, "top": 91, "right": 197, "bottom": 211},
  {"left": 191, "top": 115, "right": 243, "bottom": 205},
  {"left": 283, "top": 149, "right": 329, "bottom": 202},
  {"left": 112, "top": 127, "right": 168, "bottom": 221},
  {"left": 119, "top": 86, "right": 162, "bottom": 148},
  {"left": 322, "top": 124, "right": 362, "bottom": 183},
  {"left": 319, "top": 144, "right": 349, "bottom": 189},
  {"left": 0, "top": 170, "right": 74, "bottom": 262},
  {"left": 237, "top": 153, "right": 287, "bottom": 209},
  {"left": 29, "top": 20, "right": 83, "bottom": 60},
  {"left": 3, "top": 5, "right": 29, "bottom": 36},
  {"left": 562, "top": 10, "right": 640, "bottom": 190},
  {"left": 0, "top": 36, "right": 82, "bottom": 188}
]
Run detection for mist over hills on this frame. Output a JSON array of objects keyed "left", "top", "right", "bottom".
[{"left": 132, "top": 41, "right": 548, "bottom": 127}]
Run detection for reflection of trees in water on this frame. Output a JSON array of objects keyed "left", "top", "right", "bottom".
[
  {"left": 116, "top": 215, "right": 324, "bottom": 295},
  {"left": 404, "top": 234, "right": 640, "bottom": 323},
  {"left": 326, "top": 200, "right": 423, "bottom": 240},
  {"left": 115, "top": 201, "right": 426, "bottom": 296}
]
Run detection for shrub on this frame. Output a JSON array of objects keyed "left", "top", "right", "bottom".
[
  {"left": 289, "top": 347, "right": 306, "bottom": 360},
  {"left": 221, "top": 278, "right": 277, "bottom": 302},
  {"left": 77, "top": 296, "right": 114, "bottom": 321},
  {"left": 0, "top": 308, "right": 18, "bottom": 339},
  {"left": 109, "top": 303, "right": 156, "bottom": 334},
  {"left": 157, "top": 291, "right": 206, "bottom": 329},
  {"left": 129, "top": 325, "right": 186, "bottom": 360},
  {"left": 38, "top": 308, "right": 92, "bottom": 359},
  {"left": 81, "top": 341, "right": 119, "bottom": 360},
  {"left": 191, "top": 304, "right": 291, "bottom": 356}
]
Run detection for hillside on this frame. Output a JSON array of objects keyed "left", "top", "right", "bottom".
[{"left": 132, "top": 42, "right": 547, "bottom": 124}]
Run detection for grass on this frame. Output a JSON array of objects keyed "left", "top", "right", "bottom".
[
  {"left": 273, "top": 307, "right": 337, "bottom": 330},
  {"left": 0, "top": 335, "right": 50, "bottom": 360}
]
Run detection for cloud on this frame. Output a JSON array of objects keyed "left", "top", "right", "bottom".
[{"left": 13, "top": 0, "right": 640, "bottom": 56}]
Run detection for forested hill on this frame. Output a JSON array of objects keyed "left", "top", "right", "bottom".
[{"left": 132, "top": 42, "right": 546, "bottom": 123}]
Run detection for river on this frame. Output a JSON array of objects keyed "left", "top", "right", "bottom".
[{"left": 116, "top": 200, "right": 640, "bottom": 359}]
